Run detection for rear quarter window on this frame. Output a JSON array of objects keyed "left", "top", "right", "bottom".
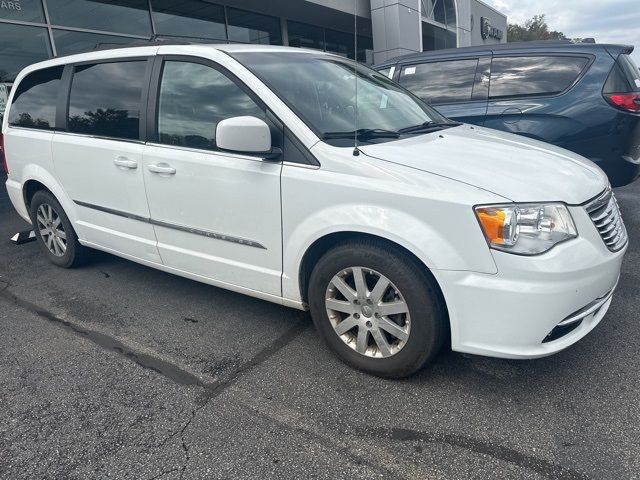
[
  {"left": 8, "top": 66, "right": 63, "bottom": 130},
  {"left": 604, "top": 54, "right": 640, "bottom": 93},
  {"left": 399, "top": 58, "right": 479, "bottom": 104},
  {"left": 489, "top": 56, "right": 589, "bottom": 99}
]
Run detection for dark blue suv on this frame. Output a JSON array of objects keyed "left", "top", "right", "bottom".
[{"left": 376, "top": 41, "right": 640, "bottom": 186}]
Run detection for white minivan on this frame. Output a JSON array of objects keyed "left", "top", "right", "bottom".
[{"left": 1, "top": 44, "right": 627, "bottom": 377}]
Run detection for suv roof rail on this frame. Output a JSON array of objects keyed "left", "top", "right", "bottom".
[
  {"left": 375, "top": 40, "right": 633, "bottom": 68},
  {"left": 92, "top": 35, "right": 225, "bottom": 52}
]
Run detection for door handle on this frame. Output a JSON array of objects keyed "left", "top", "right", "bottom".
[
  {"left": 147, "top": 163, "right": 176, "bottom": 175},
  {"left": 113, "top": 156, "right": 138, "bottom": 169}
]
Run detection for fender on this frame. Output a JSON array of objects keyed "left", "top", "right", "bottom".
[
  {"left": 19, "top": 164, "right": 80, "bottom": 231},
  {"left": 281, "top": 203, "right": 498, "bottom": 303}
]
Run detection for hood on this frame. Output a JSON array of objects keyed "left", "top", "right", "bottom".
[{"left": 359, "top": 125, "right": 608, "bottom": 204}]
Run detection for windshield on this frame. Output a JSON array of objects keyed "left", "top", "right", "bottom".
[{"left": 231, "top": 52, "right": 450, "bottom": 146}]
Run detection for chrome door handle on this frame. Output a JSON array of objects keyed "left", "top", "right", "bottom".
[
  {"left": 147, "top": 163, "right": 176, "bottom": 175},
  {"left": 113, "top": 156, "right": 138, "bottom": 169}
]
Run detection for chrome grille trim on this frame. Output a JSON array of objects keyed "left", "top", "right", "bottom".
[{"left": 585, "top": 188, "right": 628, "bottom": 252}]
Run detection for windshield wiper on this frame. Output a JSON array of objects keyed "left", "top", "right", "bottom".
[
  {"left": 322, "top": 128, "right": 400, "bottom": 140},
  {"left": 398, "top": 121, "right": 462, "bottom": 134}
]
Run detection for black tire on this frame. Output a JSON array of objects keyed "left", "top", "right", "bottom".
[
  {"left": 29, "top": 190, "right": 89, "bottom": 268},
  {"left": 308, "top": 239, "right": 446, "bottom": 378}
]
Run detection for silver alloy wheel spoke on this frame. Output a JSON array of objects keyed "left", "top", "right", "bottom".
[
  {"left": 369, "top": 276, "right": 390, "bottom": 303},
  {"left": 331, "top": 276, "right": 357, "bottom": 302},
  {"left": 334, "top": 316, "right": 358, "bottom": 335},
  {"left": 378, "top": 316, "right": 410, "bottom": 342},
  {"left": 356, "top": 327, "right": 369, "bottom": 354},
  {"left": 371, "top": 327, "right": 392, "bottom": 357},
  {"left": 325, "top": 298, "right": 354, "bottom": 314},
  {"left": 325, "top": 267, "right": 411, "bottom": 359},
  {"left": 377, "top": 300, "right": 408, "bottom": 317},
  {"left": 352, "top": 267, "right": 367, "bottom": 298}
]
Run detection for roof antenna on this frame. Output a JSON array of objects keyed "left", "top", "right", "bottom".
[{"left": 352, "top": 0, "right": 360, "bottom": 157}]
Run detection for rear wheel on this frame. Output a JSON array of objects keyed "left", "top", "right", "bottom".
[
  {"left": 29, "top": 190, "right": 89, "bottom": 268},
  {"left": 308, "top": 240, "right": 445, "bottom": 378}
]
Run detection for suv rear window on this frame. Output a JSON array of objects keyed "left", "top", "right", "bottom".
[
  {"left": 489, "top": 56, "right": 589, "bottom": 99},
  {"left": 399, "top": 59, "right": 479, "bottom": 104},
  {"left": 604, "top": 54, "right": 640, "bottom": 93},
  {"left": 8, "top": 66, "right": 63, "bottom": 130},
  {"left": 68, "top": 60, "right": 147, "bottom": 140}
]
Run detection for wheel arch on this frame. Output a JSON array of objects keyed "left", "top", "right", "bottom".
[
  {"left": 19, "top": 167, "right": 78, "bottom": 226},
  {"left": 23, "top": 179, "right": 53, "bottom": 210},
  {"left": 297, "top": 231, "right": 449, "bottom": 330}
]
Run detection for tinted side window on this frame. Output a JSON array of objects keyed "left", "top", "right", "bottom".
[
  {"left": 68, "top": 61, "right": 147, "bottom": 140},
  {"left": 490, "top": 56, "right": 589, "bottom": 99},
  {"left": 399, "top": 59, "right": 478, "bottom": 104},
  {"left": 604, "top": 54, "right": 640, "bottom": 94},
  {"left": 157, "top": 61, "right": 264, "bottom": 151},
  {"left": 9, "top": 66, "right": 63, "bottom": 130}
]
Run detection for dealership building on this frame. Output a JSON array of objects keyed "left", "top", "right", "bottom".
[{"left": 0, "top": 0, "right": 506, "bottom": 85}]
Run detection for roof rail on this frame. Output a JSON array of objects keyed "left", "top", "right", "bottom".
[{"left": 92, "top": 35, "right": 224, "bottom": 52}]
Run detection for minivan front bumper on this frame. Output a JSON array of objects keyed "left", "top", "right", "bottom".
[{"left": 435, "top": 205, "right": 626, "bottom": 359}]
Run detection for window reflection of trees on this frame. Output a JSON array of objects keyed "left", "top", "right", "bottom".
[{"left": 157, "top": 62, "right": 264, "bottom": 150}]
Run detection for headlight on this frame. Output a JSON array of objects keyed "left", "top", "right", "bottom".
[{"left": 474, "top": 203, "right": 577, "bottom": 255}]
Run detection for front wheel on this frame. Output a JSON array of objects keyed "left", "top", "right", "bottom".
[{"left": 308, "top": 240, "right": 446, "bottom": 378}]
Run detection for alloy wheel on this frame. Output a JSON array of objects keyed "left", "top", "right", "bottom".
[
  {"left": 325, "top": 267, "right": 410, "bottom": 358},
  {"left": 36, "top": 203, "right": 67, "bottom": 257}
]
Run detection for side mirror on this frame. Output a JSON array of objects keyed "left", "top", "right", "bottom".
[{"left": 216, "top": 116, "right": 278, "bottom": 158}]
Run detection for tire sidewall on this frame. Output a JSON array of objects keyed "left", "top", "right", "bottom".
[{"left": 308, "top": 242, "right": 444, "bottom": 378}]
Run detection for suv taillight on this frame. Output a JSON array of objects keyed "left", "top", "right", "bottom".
[
  {"left": 0, "top": 133, "right": 7, "bottom": 174},
  {"left": 605, "top": 92, "right": 640, "bottom": 113}
]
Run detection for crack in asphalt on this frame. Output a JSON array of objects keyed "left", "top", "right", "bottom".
[
  {"left": 174, "top": 319, "right": 310, "bottom": 479},
  {"left": 238, "top": 394, "right": 589, "bottom": 480},
  {"left": 357, "top": 426, "right": 589, "bottom": 480},
  {"left": 0, "top": 287, "right": 211, "bottom": 388}
]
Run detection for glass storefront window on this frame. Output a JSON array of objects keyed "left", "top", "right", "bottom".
[
  {"left": 151, "top": 0, "right": 226, "bottom": 40},
  {"left": 226, "top": 7, "right": 281, "bottom": 45},
  {"left": 287, "top": 20, "right": 324, "bottom": 51},
  {"left": 53, "top": 30, "right": 142, "bottom": 56},
  {"left": 325, "top": 29, "right": 352, "bottom": 59},
  {"left": 432, "top": 0, "right": 446, "bottom": 24},
  {"left": 444, "top": 0, "right": 457, "bottom": 28},
  {"left": 46, "top": 0, "right": 152, "bottom": 36},
  {"left": 422, "top": 22, "right": 456, "bottom": 51},
  {"left": 0, "top": 0, "right": 45, "bottom": 23},
  {"left": 357, "top": 35, "right": 373, "bottom": 63},
  {"left": 0, "top": 23, "right": 51, "bottom": 83},
  {"left": 421, "top": 0, "right": 457, "bottom": 29}
]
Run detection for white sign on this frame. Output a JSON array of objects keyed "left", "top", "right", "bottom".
[
  {"left": 0, "top": 84, "right": 8, "bottom": 118},
  {"left": 404, "top": 67, "right": 416, "bottom": 75}
]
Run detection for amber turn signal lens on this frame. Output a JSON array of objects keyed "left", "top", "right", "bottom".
[{"left": 476, "top": 208, "right": 507, "bottom": 245}]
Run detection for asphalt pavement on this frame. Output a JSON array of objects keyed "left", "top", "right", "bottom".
[{"left": 0, "top": 178, "right": 638, "bottom": 480}]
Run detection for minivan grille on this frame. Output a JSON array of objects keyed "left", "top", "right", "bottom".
[{"left": 585, "top": 188, "right": 628, "bottom": 252}]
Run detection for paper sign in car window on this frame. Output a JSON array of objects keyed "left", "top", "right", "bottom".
[
  {"left": 404, "top": 67, "right": 416, "bottom": 75},
  {"left": 0, "top": 84, "right": 8, "bottom": 119}
]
